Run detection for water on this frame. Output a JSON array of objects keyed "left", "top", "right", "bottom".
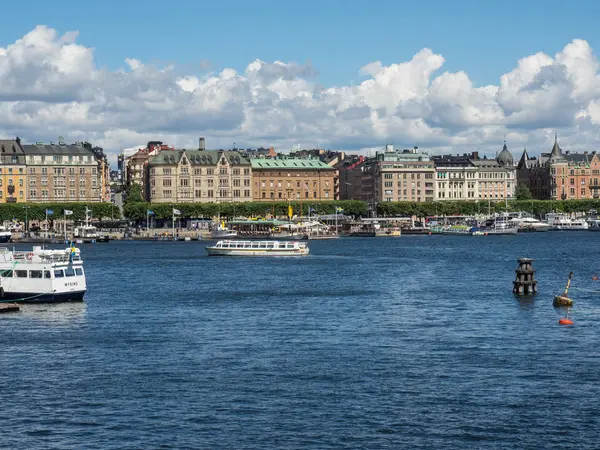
[{"left": 2, "top": 234, "right": 600, "bottom": 449}]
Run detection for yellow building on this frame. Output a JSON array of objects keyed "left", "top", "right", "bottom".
[{"left": 0, "top": 139, "right": 27, "bottom": 203}]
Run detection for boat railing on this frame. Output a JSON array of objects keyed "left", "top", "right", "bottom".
[{"left": 8, "top": 250, "right": 80, "bottom": 264}]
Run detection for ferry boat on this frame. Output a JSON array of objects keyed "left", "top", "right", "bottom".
[
  {"left": 0, "top": 245, "right": 86, "bottom": 303},
  {"left": 206, "top": 240, "right": 309, "bottom": 256},
  {"left": 545, "top": 213, "right": 589, "bottom": 230}
]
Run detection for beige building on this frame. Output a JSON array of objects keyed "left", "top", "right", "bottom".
[
  {"left": 251, "top": 158, "right": 336, "bottom": 201},
  {"left": 0, "top": 138, "right": 27, "bottom": 203},
  {"left": 22, "top": 142, "right": 103, "bottom": 202},
  {"left": 148, "top": 150, "right": 252, "bottom": 203}
]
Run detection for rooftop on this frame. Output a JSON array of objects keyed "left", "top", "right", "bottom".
[
  {"left": 251, "top": 158, "right": 333, "bottom": 169},
  {"left": 22, "top": 143, "right": 95, "bottom": 156}
]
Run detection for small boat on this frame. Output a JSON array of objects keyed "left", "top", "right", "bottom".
[
  {"left": 0, "top": 245, "right": 86, "bottom": 303},
  {"left": 479, "top": 217, "right": 518, "bottom": 235},
  {"left": 206, "top": 240, "right": 309, "bottom": 256},
  {"left": 210, "top": 221, "right": 238, "bottom": 239},
  {"left": 0, "top": 226, "right": 12, "bottom": 244},
  {"left": 441, "top": 225, "right": 485, "bottom": 236}
]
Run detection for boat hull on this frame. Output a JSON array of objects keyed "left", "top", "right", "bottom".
[
  {"left": 0, "top": 233, "right": 11, "bottom": 244},
  {"left": 206, "top": 248, "right": 309, "bottom": 256},
  {"left": 0, "top": 290, "right": 86, "bottom": 303}
]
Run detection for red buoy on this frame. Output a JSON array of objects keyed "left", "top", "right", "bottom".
[{"left": 559, "top": 318, "right": 574, "bottom": 325}]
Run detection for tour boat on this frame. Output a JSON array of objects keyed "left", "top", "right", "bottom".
[
  {"left": 0, "top": 245, "right": 86, "bottom": 303},
  {"left": 441, "top": 225, "right": 485, "bottom": 236},
  {"left": 206, "top": 240, "right": 309, "bottom": 256},
  {"left": 479, "top": 217, "right": 518, "bottom": 235},
  {"left": 510, "top": 217, "right": 551, "bottom": 232},
  {"left": 544, "top": 213, "right": 588, "bottom": 230}
]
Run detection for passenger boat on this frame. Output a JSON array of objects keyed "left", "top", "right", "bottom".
[
  {"left": 510, "top": 217, "right": 550, "bottom": 232},
  {"left": 479, "top": 217, "right": 518, "bottom": 235},
  {"left": 441, "top": 225, "right": 485, "bottom": 236},
  {"left": 206, "top": 240, "right": 309, "bottom": 256},
  {"left": 0, "top": 245, "right": 86, "bottom": 303},
  {"left": 544, "top": 213, "right": 588, "bottom": 230}
]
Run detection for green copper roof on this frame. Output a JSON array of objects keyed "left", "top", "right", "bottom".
[{"left": 251, "top": 158, "right": 332, "bottom": 170}]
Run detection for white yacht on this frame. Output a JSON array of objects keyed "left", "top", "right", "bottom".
[
  {"left": 510, "top": 217, "right": 550, "bottom": 232},
  {"left": 206, "top": 240, "right": 309, "bottom": 256},
  {"left": 588, "top": 218, "right": 600, "bottom": 231},
  {"left": 479, "top": 216, "right": 519, "bottom": 235},
  {"left": 0, "top": 245, "right": 86, "bottom": 303},
  {"left": 545, "top": 213, "right": 589, "bottom": 230}
]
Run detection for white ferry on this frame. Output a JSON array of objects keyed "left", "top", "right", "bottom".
[
  {"left": 206, "top": 240, "right": 309, "bottom": 257},
  {"left": 0, "top": 245, "right": 86, "bottom": 303}
]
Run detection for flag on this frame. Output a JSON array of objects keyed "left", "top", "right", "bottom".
[
  {"left": 173, "top": 208, "right": 181, "bottom": 215},
  {"left": 64, "top": 210, "right": 73, "bottom": 216},
  {"left": 45, "top": 209, "right": 54, "bottom": 215},
  {"left": 335, "top": 207, "right": 344, "bottom": 213},
  {"left": 288, "top": 205, "right": 293, "bottom": 218},
  {"left": 147, "top": 210, "right": 155, "bottom": 215}
]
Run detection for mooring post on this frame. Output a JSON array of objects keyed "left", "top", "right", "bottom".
[{"left": 513, "top": 257, "right": 537, "bottom": 296}]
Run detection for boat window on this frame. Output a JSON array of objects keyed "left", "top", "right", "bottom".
[
  {"left": 1, "top": 270, "right": 12, "bottom": 278},
  {"left": 65, "top": 268, "right": 76, "bottom": 277},
  {"left": 54, "top": 269, "right": 64, "bottom": 278},
  {"left": 15, "top": 270, "right": 28, "bottom": 278},
  {"left": 75, "top": 268, "right": 83, "bottom": 276},
  {"left": 44, "top": 271, "right": 51, "bottom": 278},
  {"left": 30, "top": 270, "right": 42, "bottom": 279}
]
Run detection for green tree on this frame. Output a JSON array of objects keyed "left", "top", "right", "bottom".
[
  {"left": 125, "top": 184, "right": 143, "bottom": 204},
  {"left": 515, "top": 184, "right": 533, "bottom": 201}
]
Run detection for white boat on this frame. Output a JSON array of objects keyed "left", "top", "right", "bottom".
[
  {"left": 210, "top": 221, "right": 238, "bottom": 239},
  {"left": 0, "top": 226, "right": 12, "bottom": 243},
  {"left": 479, "top": 217, "right": 519, "bottom": 235},
  {"left": 588, "top": 218, "right": 600, "bottom": 231},
  {"left": 510, "top": 217, "right": 551, "bottom": 232},
  {"left": 0, "top": 245, "right": 86, "bottom": 303},
  {"left": 73, "top": 208, "right": 109, "bottom": 243},
  {"left": 206, "top": 240, "right": 309, "bottom": 256},
  {"left": 545, "top": 213, "right": 589, "bottom": 230}
]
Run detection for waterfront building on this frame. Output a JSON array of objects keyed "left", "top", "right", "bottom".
[
  {"left": 148, "top": 150, "right": 252, "bottom": 203},
  {"left": 517, "top": 135, "right": 600, "bottom": 200},
  {"left": 0, "top": 138, "right": 27, "bottom": 203},
  {"left": 251, "top": 157, "right": 336, "bottom": 201},
  {"left": 376, "top": 145, "right": 436, "bottom": 202},
  {"left": 22, "top": 141, "right": 104, "bottom": 202},
  {"left": 433, "top": 143, "right": 516, "bottom": 201},
  {"left": 124, "top": 141, "right": 170, "bottom": 199}
]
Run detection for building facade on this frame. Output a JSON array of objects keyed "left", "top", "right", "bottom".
[
  {"left": 433, "top": 144, "right": 516, "bottom": 201},
  {"left": 148, "top": 150, "right": 252, "bottom": 203},
  {"left": 22, "top": 142, "right": 103, "bottom": 202},
  {"left": 0, "top": 139, "right": 27, "bottom": 203},
  {"left": 375, "top": 146, "right": 436, "bottom": 203}
]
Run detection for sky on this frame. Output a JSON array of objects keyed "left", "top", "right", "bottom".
[{"left": 1, "top": 0, "right": 600, "bottom": 163}]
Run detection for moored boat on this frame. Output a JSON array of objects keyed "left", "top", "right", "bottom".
[
  {"left": 0, "top": 226, "right": 12, "bottom": 244},
  {"left": 206, "top": 240, "right": 309, "bottom": 256},
  {"left": 210, "top": 221, "right": 238, "bottom": 239},
  {"left": 0, "top": 245, "right": 86, "bottom": 303}
]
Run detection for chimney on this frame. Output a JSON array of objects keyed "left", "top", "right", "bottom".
[
  {"left": 15, "top": 137, "right": 20, "bottom": 146},
  {"left": 199, "top": 137, "right": 205, "bottom": 151},
  {"left": 472, "top": 151, "right": 479, "bottom": 159}
]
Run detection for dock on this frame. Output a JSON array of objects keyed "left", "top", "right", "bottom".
[{"left": 0, "top": 303, "right": 20, "bottom": 313}]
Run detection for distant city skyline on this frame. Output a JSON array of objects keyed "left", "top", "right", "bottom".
[{"left": 2, "top": 0, "right": 600, "bottom": 163}]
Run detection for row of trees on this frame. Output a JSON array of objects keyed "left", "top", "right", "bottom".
[
  {"left": 123, "top": 200, "right": 369, "bottom": 220},
  {"left": 0, "top": 203, "right": 119, "bottom": 223}
]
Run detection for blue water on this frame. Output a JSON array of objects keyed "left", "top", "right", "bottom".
[{"left": 2, "top": 234, "right": 600, "bottom": 449}]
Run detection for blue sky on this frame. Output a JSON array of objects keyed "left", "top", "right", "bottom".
[
  {"left": 2, "top": 0, "right": 598, "bottom": 88},
  {"left": 2, "top": 0, "right": 600, "bottom": 156}
]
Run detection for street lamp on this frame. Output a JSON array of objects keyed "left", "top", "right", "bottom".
[{"left": 23, "top": 205, "right": 28, "bottom": 233}]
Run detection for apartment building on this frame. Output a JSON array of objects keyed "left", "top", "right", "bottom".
[{"left": 0, "top": 138, "right": 27, "bottom": 203}]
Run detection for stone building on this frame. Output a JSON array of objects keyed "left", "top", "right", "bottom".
[
  {"left": 433, "top": 143, "right": 516, "bottom": 201},
  {"left": 375, "top": 145, "right": 435, "bottom": 203},
  {"left": 148, "top": 150, "right": 252, "bottom": 203},
  {"left": 517, "top": 135, "right": 600, "bottom": 200},
  {"left": 251, "top": 157, "right": 336, "bottom": 201},
  {"left": 0, "top": 138, "right": 27, "bottom": 203},
  {"left": 22, "top": 142, "right": 104, "bottom": 202}
]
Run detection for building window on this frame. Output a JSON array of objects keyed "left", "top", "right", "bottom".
[
  {"left": 180, "top": 179, "right": 189, "bottom": 187},
  {"left": 195, "top": 190, "right": 202, "bottom": 197},
  {"left": 207, "top": 190, "right": 213, "bottom": 197},
  {"left": 163, "top": 179, "right": 172, "bottom": 187}
]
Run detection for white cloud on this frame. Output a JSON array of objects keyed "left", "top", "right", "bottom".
[{"left": 2, "top": 25, "right": 600, "bottom": 163}]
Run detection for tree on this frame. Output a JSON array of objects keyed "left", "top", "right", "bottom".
[
  {"left": 125, "top": 184, "right": 143, "bottom": 205},
  {"left": 515, "top": 184, "right": 533, "bottom": 201}
]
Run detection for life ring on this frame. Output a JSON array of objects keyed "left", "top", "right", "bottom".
[{"left": 26, "top": 252, "right": 34, "bottom": 261}]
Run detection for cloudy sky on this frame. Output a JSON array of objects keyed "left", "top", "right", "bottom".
[{"left": 2, "top": 0, "right": 600, "bottom": 164}]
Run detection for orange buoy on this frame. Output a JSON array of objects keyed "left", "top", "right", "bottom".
[{"left": 559, "top": 318, "right": 574, "bottom": 325}]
